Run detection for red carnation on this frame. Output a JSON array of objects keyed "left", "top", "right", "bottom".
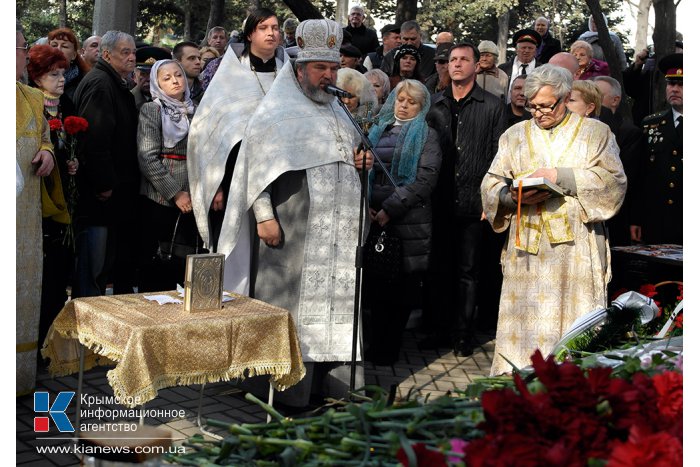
[
  {"left": 397, "top": 443, "right": 447, "bottom": 467},
  {"left": 607, "top": 426, "right": 682, "bottom": 467},
  {"left": 63, "top": 116, "right": 89, "bottom": 135},
  {"left": 48, "top": 118, "right": 62, "bottom": 132},
  {"left": 653, "top": 371, "right": 683, "bottom": 421}
]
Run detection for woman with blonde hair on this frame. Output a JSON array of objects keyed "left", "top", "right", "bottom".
[
  {"left": 570, "top": 40, "right": 609, "bottom": 81},
  {"left": 336, "top": 67, "right": 379, "bottom": 121},
  {"left": 364, "top": 68, "right": 390, "bottom": 109},
  {"left": 567, "top": 80, "right": 602, "bottom": 118},
  {"left": 363, "top": 79, "right": 442, "bottom": 365},
  {"left": 199, "top": 46, "right": 220, "bottom": 68}
]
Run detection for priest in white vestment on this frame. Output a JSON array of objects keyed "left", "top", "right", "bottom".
[
  {"left": 481, "top": 65, "right": 626, "bottom": 376},
  {"left": 219, "top": 19, "right": 372, "bottom": 406}
]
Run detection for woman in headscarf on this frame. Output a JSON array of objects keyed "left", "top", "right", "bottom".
[
  {"left": 363, "top": 79, "right": 442, "bottom": 365},
  {"left": 27, "top": 44, "right": 80, "bottom": 346},
  {"left": 47, "top": 27, "right": 91, "bottom": 103},
  {"left": 137, "top": 59, "right": 201, "bottom": 292},
  {"left": 388, "top": 44, "right": 423, "bottom": 90},
  {"left": 336, "top": 67, "right": 379, "bottom": 123}
]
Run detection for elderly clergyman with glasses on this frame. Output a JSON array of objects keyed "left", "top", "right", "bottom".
[{"left": 480, "top": 64, "right": 626, "bottom": 376}]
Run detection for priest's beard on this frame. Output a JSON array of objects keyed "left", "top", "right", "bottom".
[{"left": 298, "top": 71, "right": 335, "bottom": 104}]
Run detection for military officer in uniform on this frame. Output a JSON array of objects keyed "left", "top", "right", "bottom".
[
  {"left": 131, "top": 46, "right": 171, "bottom": 110},
  {"left": 630, "top": 53, "right": 683, "bottom": 245}
]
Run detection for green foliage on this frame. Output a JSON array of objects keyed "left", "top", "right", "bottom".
[{"left": 17, "top": 0, "right": 94, "bottom": 44}]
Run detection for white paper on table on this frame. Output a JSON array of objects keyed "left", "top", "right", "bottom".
[{"left": 143, "top": 294, "right": 184, "bottom": 305}]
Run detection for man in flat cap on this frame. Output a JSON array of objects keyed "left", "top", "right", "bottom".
[
  {"left": 498, "top": 28, "right": 542, "bottom": 101},
  {"left": 218, "top": 19, "right": 371, "bottom": 408},
  {"left": 363, "top": 23, "right": 401, "bottom": 71},
  {"left": 132, "top": 45, "right": 171, "bottom": 110},
  {"left": 423, "top": 42, "right": 452, "bottom": 94},
  {"left": 630, "top": 53, "right": 683, "bottom": 245},
  {"left": 340, "top": 44, "right": 367, "bottom": 73},
  {"left": 476, "top": 40, "right": 509, "bottom": 101}
]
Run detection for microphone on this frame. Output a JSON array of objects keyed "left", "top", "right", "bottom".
[{"left": 323, "top": 84, "right": 354, "bottom": 98}]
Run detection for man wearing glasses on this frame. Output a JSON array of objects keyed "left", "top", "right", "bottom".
[{"left": 481, "top": 64, "right": 626, "bottom": 376}]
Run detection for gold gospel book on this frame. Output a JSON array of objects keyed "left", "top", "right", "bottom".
[{"left": 184, "top": 253, "right": 225, "bottom": 312}]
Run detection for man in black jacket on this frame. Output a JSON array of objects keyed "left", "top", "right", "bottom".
[
  {"left": 425, "top": 43, "right": 507, "bottom": 356},
  {"left": 593, "top": 76, "right": 644, "bottom": 246},
  {"left": 343, "top": 5, "right": 379, "bottom": 57},
  {"left": 73, "top": 30, "right": 140, "bottom": 297},
  {"left": 363, "top": 23, "right": 401, "bottom": 71}
]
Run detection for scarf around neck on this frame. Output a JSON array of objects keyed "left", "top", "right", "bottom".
[
  {"left": 149, "top": 60, "right": 195, "bottom": 148},
  {"left": 367, "top": 83, "right": 430, "bottom": 186}
]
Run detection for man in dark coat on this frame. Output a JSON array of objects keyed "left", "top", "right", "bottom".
[
  {"left": 381, "top": 21, "right": 436, "bottom": 80},
  {"left": 72, "top": 30, "right": 141, "bottom": 297},
  {"left": 425, "top": 42, "right": 507, "bottom": 356},
  {"left": 533, "top": 17, "right": 561, "bottom": 64},
  {"left": 343, "top": 5, "right": 379, "bottom": 57},
  {"left": 593, "top": 76, "right": 644, "bottom": 246},
  {"left": 630, "top": 54, "right": 683, "bottom": 245},
  {"left": 499, "top": 29, "right": 542, "bottom": 102}
]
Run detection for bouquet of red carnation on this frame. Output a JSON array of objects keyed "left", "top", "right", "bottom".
[{"left": 61, "top": 116, "right": 89, "bottom": 249}]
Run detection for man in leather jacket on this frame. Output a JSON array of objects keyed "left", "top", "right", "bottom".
[{"left": 425, "top": 42, "right": 507, "bottom": 356}]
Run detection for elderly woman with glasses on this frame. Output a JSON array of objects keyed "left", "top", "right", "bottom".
[{"left": 480, "top": 64, "right": 626, "bottom": 376}]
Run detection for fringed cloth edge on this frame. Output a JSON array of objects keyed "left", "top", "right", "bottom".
[{"left": 41, "top": 325, "right": 306, "bottom": 409}]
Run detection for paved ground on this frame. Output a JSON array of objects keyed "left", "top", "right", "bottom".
[{"left": 17, "top": 326, "right": 495, "bottom": 466}]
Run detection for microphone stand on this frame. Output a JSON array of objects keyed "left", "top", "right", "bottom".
[{"left": 334, "top": 99, "right": 397, "bottom": 393}]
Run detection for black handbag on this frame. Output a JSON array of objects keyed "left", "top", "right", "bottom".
[
  {"left": 363, "top": 228, "right": 402, "bottom": 283},
  {"left": 155, "top": 213, "right": 208, "bottom": 262}
]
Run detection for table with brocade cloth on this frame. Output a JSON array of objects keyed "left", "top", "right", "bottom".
[{"left": 41, "top": 291, "right": 306, "bottom": 429}]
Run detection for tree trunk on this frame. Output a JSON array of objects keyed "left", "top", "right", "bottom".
[
  {"left": 652, "top": 0, "right": 677, "bottom": 112},
  {"left": 183, "top": 0, "right": 192, "bottom": 40},
  {"left": 281, "top": 0, "right": 323, "bottom": 21},
  {"left": 59, "top": 0, "right": 67, "bottom": 28},
  {"left": 336, "top": 0, "right": 349, "bottom": 27},
  {"left": 630, "top": 0, "right": 653, "bottom": 53},
  {"left": 497, "top": 10, "right": 510, "bottom": 64},
  {"left": 206, "top": 0, "right": 225, "bottom": 32},
  {"left": 396, "top": 0, "right": 418, "bottom": 24}
]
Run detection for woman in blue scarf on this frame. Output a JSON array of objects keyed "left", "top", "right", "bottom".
[{"left": 363, "top": 79, "right": 442, "bottom": 365}]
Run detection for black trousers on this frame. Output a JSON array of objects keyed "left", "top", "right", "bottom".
[
  {"left": 137, "top": 197, "right": 202, "bottom": 293},
  {"left": 364, "top": 271, "right": 421, "bottom": 364},
  {"left": 424, "top": 216, "right": 486, "bottom": 342}
]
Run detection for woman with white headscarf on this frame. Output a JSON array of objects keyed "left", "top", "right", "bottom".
[{"left": 137, "top": 59, "right": 201, "bottom": 292}]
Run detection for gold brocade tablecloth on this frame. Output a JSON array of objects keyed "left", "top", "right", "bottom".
[{"left": 41, "top": 292, "right": 306, "bottom": 408}]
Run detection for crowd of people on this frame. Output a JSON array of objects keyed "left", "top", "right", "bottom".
[{"left": 16, "top": 6, "right": 682, "bottom": 404}]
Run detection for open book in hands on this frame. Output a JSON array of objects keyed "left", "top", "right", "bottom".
[{"left": 488, "top": 172, "right": 565, "bottom": 197}]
